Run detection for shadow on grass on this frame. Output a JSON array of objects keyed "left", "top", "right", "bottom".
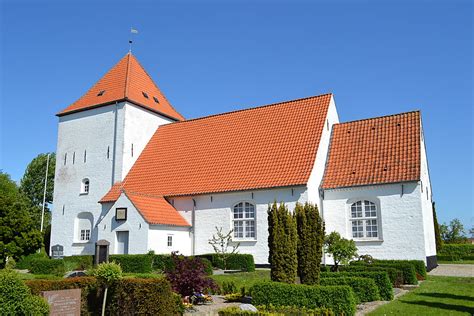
[
  {"left": 403, "top": 300, "right": 474, "bottom": 314},
  {"left": 418, "top": 292, "right": 474, "bottom": 301}
]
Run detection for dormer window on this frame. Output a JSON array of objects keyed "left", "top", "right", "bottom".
[
  {"left": 142, "top": 91, "right": 149, "bottom": 99},
  {"left": 81, "top": 178, "right": 90, "bottom": 194},
  {"left": 97, "top": 90, "right": 105, "bottom": 96},
  {"left": 153, "top": 96, "right": 160, "bottom": 104}
]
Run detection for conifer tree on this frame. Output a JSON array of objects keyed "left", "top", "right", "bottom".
[
  {"left": 268, "top": 202, "right": 297, "bottom": 283},
  {"left": 295, "top": 202, "right": 324, "bottom": 285},
  {"left": 432, "top": 202, "right": 443, "bottom": 252}
]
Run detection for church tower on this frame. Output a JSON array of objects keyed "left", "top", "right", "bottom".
[{"left": 50, "top": 53, "right": 183, "bottom": 256}]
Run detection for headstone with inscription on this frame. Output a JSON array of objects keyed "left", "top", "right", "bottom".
[
  {"left": 51, "top": 244, "right": 64, "bottom": 259},
  {"left": 42, "top": 289, "right": 81, "bottom": 316}
]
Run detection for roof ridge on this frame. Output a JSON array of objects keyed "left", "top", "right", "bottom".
[
  {"left": 124, "top": 190, "right": 165, "bottom": 199},
  {"left": 165, "top": 92, "right": 333, "bottom": 126},
  {"left": 128, "top": 54, "right": 184, "bottom": 120},
  {"left": 124, "top": 53, "right": 131, "bottom": 97},
  {"left": 336, "top": 110, "right": 420, "bottom": 126}
]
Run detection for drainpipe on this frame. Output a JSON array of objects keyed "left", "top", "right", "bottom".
[{"left": 192, "top": 198, "right": 196, "bottom": 255}]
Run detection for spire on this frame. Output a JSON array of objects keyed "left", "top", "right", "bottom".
[{"left": 58, "top": 53, "right": 184, "bottom": 121}]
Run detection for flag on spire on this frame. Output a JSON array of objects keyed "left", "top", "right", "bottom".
[{"left": 131, "top": 27, "right": 138, "bottom": 34}]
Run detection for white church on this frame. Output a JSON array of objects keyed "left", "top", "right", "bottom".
[{"left": 50, "top": 53, "right": 437, "bottom": 269}]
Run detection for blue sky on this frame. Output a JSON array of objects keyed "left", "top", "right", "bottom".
[{"left": 0, "top": 0, "right": 472, "bottom": 229}]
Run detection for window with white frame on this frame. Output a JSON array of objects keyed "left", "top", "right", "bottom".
[
  {"left": 350, "top": 200, "right": 379, "bottom": 239},
  {"left": 167, "top": 235, "right": 173, "bottom": 247},
  {"left": 81, "top": 178, "right": 89, "bottom": 194},
  {"left": 233, "top": 202, "right": 256, "bottom": 239},
  {"left": 75, "top": 212, "right": 93, "bottom": 242}
]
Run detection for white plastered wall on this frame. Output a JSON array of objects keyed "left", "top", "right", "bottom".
[
  {"left": 172, "top": 186, "right": 308, "bottom": 265},
  {"left": 306, "top": 95, "right": 340, "bottom": 207},
  {"left": 148, "top": 225, "right": 192, "bottom": 256},
  {"left": 322, "top": 182, "right": 429, "bottom": 263}
]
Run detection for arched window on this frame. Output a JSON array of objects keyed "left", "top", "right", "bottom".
[
  {"left": 75, "top": 212, "right": 93, "bottom": 242},
  {"left": 350, "top": 200, "right": 379, "bottom": 239},
  {"left": 233, "top": 202, "right": 256, "bottom": 239},
  {"left": 81, "top": 178, "right": 90, "bottom": 194}
]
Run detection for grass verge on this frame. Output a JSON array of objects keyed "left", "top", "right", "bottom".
[{"left": 369, "top": 276, "right": 474, "bottom": 316}]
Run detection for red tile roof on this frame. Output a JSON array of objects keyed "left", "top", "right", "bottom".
[
  {"left": 126, "top": 192, "right": 190, "bottom": 226},
  {"left": 102, "top": 93, "right": 332, "bottom": 200},
  {"left": 321, "top": 111, "right": 421, "bottom": 189},
  {"left": 100, "top": 182, "right": 123, "bottom": 203},
  {"left": 57, "top": 53, "right": 184, "bottom": 121}
]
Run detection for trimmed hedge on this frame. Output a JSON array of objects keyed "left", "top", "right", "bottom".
[
  {"left": 26, "top": 277, "right": 101, "bottom": 314},
  {"left": 321, "top": 271, "right": 393, "bottom": 301},
  {"left": 250, "top": 282, "right": 356, "bottom": 315},
  {"left": 373, "top": 260, "right": 426, "bottom": 279},
  {"left": 342, "top": 265, "right": 403, "bottom": 287},
  {"left": 218, "top": 305, "right": 334, "bottom": 315},
  {"left": 197, "top": 254, "right": 255, "bottom": 272},
  {"left": 152, "top": 254, "right": 174, "bottom": 271},
  {"left": 107, "top": 278, "right": 183, "bottom": 315},
  {"left": 26, "top": 277, "right": 182, "bottom": 315},
  {"left": 15, "top": 252, "right": 48, "bottom": 270},
  {"left": 109, "top": 254, "right": 153, "bottom": 273},
  {"left": 438, "top": 244, "right": 474, "bottom": 261},
  {"left": 367, "top": 263, "right": 417, "bottom": 285},
  {"left": 320, "top": 277, "right": 380, "bottom": 303},
  {"left": 63, "top": 255, "right": 94, "bottom": 270},
  {"left": 30, "top": 258, "right": 65, "bottom": 276}
]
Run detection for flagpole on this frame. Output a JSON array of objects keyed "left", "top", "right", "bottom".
[{"left": 40, "top": 153, "right": 50, "bottom": 233}]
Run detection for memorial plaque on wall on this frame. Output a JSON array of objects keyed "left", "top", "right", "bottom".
[{"left": 42, "top": 289, "right": 81, "bottom": 316}]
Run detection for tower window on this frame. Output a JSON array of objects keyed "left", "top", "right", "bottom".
[
  {"left": 73, "top": 152, "right": 75, "bottom": 164},
  {"left": 81, "top": 178, "right": 90, "bottom": 194},
  {"left": 64, "top": 153, "right": 67, "bottom": 165},
  {"left": 142, "top": 91, "right": 149, "bottom": 99},
  {"left": 107, "top": 146, "right": 110, "bottom": 159},
  {"left": 84, "top": 150, "right": 87, "bottom": 163},
  {"left": 97, "top": 90, "right": 105, "bottom": 96},
  {"left": 131, "top": 143, "right": 134, "bottom": 157},
  {"left": 153, "top": 96, "right": 160, "bottom": 104}
]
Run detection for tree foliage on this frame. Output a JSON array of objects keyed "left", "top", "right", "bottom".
[
  {"left": 208, "top": 226, "right": 240, "bottom": 270},
  {"left": 268, "top": 202, "right": 297, "bottom": 283},
  {"left": 432, "top": 202, "right": 443, "bottom": 252},
  {"left": 324, "top": 231, "right": 358, "bottom": 272},
  {"left": 0, "top": 172, "right": 43, "bottom": 268},
  {"left": 440, "top": 218, "right": 468, "bottom": 244},
  {"left": 294, "top": 202, "right": 324, "bottom": 285},
  {"left": 20, "top": 153, "right": 56, "bottom": 208}
]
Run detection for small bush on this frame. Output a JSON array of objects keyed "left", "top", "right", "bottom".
[
  {"left": 109, "top": 254, "right": 153, "bottom": 273},
  {"left": 224, "top": 293, "right": 242, "bottom": 302},
  {"left": 222, "top": 281, "right": 238, "bottom": 294},
  {"left": 342, "top": 265, "right": 403, "bottom": 287},
  {"left": 321, "top": 271, "right": 393, "bottom": 301},
  {"left": 320, "top": 277, "right": 380, "bottom": 303},
  {"left": 107, "top": 278, "right": 183, "bottom": 315},
  {"left": 63, "top": 255, "right": 93, "bottom": 270},
  {"left": 165, "top": 252, "right": 218, "bottom": 297},
  {"left": 320, "top": 265, "right": 331, "bottom": 272},
  {"left": 250, "top": 281, "right": 356, "bottom": 315},
  {"left": 218, "top": 305, "right": 334, "bottom": 315},
  {"left": 30, "top": 258, "right": 65, "bottom": 276},
  {"left": 373, "top": 260, "right": 427, "bottom": 279},
  {"left": 0, "top": 270, "right": 49, "bottom": 315},
  {"left": 152, "top": 254, "right": 174, "bottom": 271},
  {"left": 197, "top": 253, "right": 255, "bottom": 272},
  {"left": 15, "top": 252, "right": 48, "bottom": 270}
]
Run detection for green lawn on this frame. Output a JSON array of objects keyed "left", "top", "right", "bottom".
[
  {"left": 369, "top": 276, "right": 474, "bottom": 316},
  {"left": 438, "top": 260, "right": 474, "bottom": 265},
  {"left": 210, "top": 269, "right": 270, "bottom": 292}
]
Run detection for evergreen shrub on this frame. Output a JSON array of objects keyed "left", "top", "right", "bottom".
[
  {"left": 196, "top": 253, "right": 255, "bottom": 272},
  {"left": 320, "top": 277, "right": 380, "bottom": 303},
  {"left": 321, "top": 271, "right": 393, "bottom": 301},
  {"left": 15, "top": 252, "right": 48, "bottom": 270},
  {"left": 63, "top": 255, "right": 93, "bottom": 270},
  {"left": 373, "top": 260, "right": 426, "bottom": 279},
  {"left": 438, "top": 244, "right": 474, "bottom": 260},
  {"left": 218, "top": 305, "right": 334, "bottom": 315},
  {"left": 109, "top": 254, "right": 153, "bottom": 273},
  {"left": 250, "top": 281, "right": 356, "bottom": 315},
  {"left": 30, "top": 258, "right": 65, "bottom": 276},
  {"left": 342, "top": 265, "right": 403, "bottom": 287}
]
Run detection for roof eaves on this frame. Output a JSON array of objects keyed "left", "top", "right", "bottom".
[{"left": 321, "top": 179, "right": 421, "bottom": 191}]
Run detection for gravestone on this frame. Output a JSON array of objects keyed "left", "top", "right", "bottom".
[
  {"left": 42, "top": 289, "right": 81, "bottom": 316},
  {"left": 95, "top": 239, "right": 110, "bottom": 265},
  {"left": 51, "top": 244, "right": 64, "bottom": 259}
]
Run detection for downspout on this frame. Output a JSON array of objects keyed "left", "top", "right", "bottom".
[{"left": 192, "top": 198, "right": 196, "bottom": 255}]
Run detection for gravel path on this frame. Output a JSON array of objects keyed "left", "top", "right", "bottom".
[
  {"left": 184, "top": 295, "right": 240, "bottom": 316},
  {"left": 428, "top": 264, "right": 474, "bottom": 277}
]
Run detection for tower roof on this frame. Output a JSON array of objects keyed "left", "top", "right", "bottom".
[{"left": 57, "top": 53, "right": 184, "bottom": 121}]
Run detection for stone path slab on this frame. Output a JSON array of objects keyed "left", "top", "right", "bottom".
[{"left": 428, "top": 264, "right": 474, "bottom": 277}]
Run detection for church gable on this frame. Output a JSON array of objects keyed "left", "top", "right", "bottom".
[{"left": 321, "top": 111, "right": 421, "bottom": 189}]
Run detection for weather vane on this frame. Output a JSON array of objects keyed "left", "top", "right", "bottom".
[{"left": 129, "top": 27, "right": 139, "bottom": 53}]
